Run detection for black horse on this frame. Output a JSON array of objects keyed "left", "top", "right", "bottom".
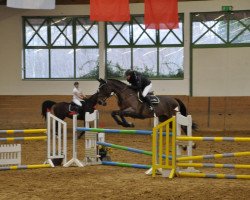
[
  {"left": 41, "top": 92, "right": 105, "bottom": 138},
  {"left": 97, "top": 78, "right": 197, "bottom": 133}
]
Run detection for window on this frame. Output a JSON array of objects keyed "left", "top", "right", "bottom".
[
  {"left": 106, "top": 15, "right": 184, "bottom": 79},
  {"left": 23, "top": 16, "right": 99, "bottom": 79},
  {"left": 192, "top": 11, "right": 250, "bottom": 46}
]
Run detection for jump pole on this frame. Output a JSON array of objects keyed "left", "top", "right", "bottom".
[
  {"left": 177, "top": 136, "right": 250, "bottom": 142},
  {"left": 0, "top": 129, "right": 47, "bottom": 134},
  {"left": 177, "top": 151, "right": 250, "bottom": 161},
  {"left": 102, "top": 161, "right": 250, "bottom": 172},
  {"left": 97, "top": 141, "right": 168, "bottom": 159},
  {"left": 77, "top": 127, "right": 170, "bottom": 136},
  {"left": 0, "top": 164, "right": 51, "bottom": 171},
  {"left": 102, "top": 161, "right": 151, "bottom": 169},
  {"left": 178, "top": 172, "right": 250, "bottom": 179},
  {"left": 177, "top": 162, "right": 250, "bottom": 169},
  {"left": 0, "top": 136, "right": 47, "bottom": 142}
]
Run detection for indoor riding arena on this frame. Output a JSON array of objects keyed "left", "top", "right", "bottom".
[{"left": 0, "top": 0, "right": 250, "bottom": 200}]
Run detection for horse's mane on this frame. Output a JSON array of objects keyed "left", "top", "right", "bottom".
[{"left": 107, "top": 79, "right": 128, "bottom": 88}]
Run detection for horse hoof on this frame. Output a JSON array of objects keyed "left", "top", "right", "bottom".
[
  {"left": 78, "top": 133, "right": 85, "bottom": 139},
  {"left": 182, "top": 146, "right": 187, "bottom": 151},
  {"left": 122, "top": 124, "right": 131, "bottom": 128},
  {"left": 129, "top": 123, "right": 135, "bottom": 127},
  {"left": 192, "top": 143, "right": 197, "bottom": 149}
]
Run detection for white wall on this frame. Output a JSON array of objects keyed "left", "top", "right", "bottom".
[
  {"left": 193, "top": 48, "right": 250, "bottom": 96},
  {"left": 0, "top": 0, "right": 249, "bottom": 95}
]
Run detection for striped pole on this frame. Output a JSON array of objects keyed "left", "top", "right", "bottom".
[
  {"left": 0, "top": 164, "right": 51, "bottom": 171},
  {"left": 0, "top": 129, "right": 47, "bottom": 134},
  {"left": 77, "top": 127, "right": 170, "bottom": 136},
  {"left": 177, "top": 136, "right": 250, "bottom": 142},
  {"left": 102, "top": 161, "right": 151, "bottom": 169},
  {"left": 0, "top": 136, "right": 47, "bottom": 142},
  {"left": 177, "top": 151, "right": 250, "bottom": 161},
  {"left": 97, "top": 141, "right": 168, "bottom": 158},
  {"left": 178, "top": 172, "right": 250, "bottom": 179},
  {"left": 177, "top": 162, "right": 250, "bottom": 169}
]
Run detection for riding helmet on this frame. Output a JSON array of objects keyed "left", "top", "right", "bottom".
[{"left": 125, "top": 69, "right": 132, "bottom": 76}]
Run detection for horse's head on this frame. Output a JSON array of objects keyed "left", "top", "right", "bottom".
[
  {"left": 96, "top": 91, "right": 107, "bottom": 106},
  {"left": 84, "top": 91, "right": 107, "bottom": 110},
  {"left": 97, "top": 78, "right": 113, "bottom": 105}
]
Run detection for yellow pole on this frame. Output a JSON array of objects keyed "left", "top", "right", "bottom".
[
  {"left": 4, "top": 129, "right": 47, "bottom": 134},
  {"left": 177, "top": 162, "right": 250, "bottom": 169},
  {"left": 152, "top": 127, "right": 157, "bottom": 177},
  {"left": 0, "top": 164, "right": 51, "bottom": 170},
  {"left": 177, "top": 136, "right": 250, "bottom": 142},
  {"left": 177, "top": 151, "right": 250, "bottom": 161},
  {"left": 169, "top": 117, "right": 176, "bottom": 179},
  {"left": 0, "top": 136, "right": 47, "bottom": 142},
  {"left": 178, "top": 172, "right": 250, "bottom": 179}
]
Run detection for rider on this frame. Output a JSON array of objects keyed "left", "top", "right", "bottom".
[
  {"left": 125, "top": 69, "right": 154, "bottom": 111},
  {"left": 71, "top": 81, "right": 86, "bottom": 112}
]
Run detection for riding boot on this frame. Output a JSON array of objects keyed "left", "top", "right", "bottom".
[{"left": 144, "top": 96, "right": 154, "bottom": 111}]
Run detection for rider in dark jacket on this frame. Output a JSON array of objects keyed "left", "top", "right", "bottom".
[{"left": 125, "top": 69, "right": 154, "bottom": 111}]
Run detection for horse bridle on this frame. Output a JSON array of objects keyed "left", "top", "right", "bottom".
[
  {"left": 98, "top": 81, "right": 129, "bottom": 103},
  {"left": 98, "top": 82, "right": 114, "bottom": 102}
]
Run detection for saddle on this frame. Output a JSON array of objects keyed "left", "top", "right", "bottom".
[
  {"left": 69, "top": 102, "right": 80, "bottom": 113},
  {"left": 148, "top": 95, "right": 160, "bottom": 104},
  {"left": 137, "top": 92, "right": 160, "bottom": 105}
]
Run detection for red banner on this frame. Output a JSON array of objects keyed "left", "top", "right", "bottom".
[
  {"left": 90, "top": 0, "right": 130, "bottom": 22},
  {"left": 144, "top": 0, "right": 179, "bottom": 29}
]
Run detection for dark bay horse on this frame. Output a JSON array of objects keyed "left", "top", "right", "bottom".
[
  {"left": 97, "top": 78, "right": 197, "bottom": 134},
  {"left": 41, "top": 92, "right": 105, "bottom": 138}
]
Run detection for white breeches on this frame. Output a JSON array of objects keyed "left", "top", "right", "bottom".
[
  {"left": 142, "top": 83, "right": 152, "bottom": 97},
  {"left": 73, "top": 99, "right": 82, "bottom": 106}
]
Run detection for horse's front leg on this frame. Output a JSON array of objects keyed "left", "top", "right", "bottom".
[
  {"left": 78, "top": 120, "right": 86, "bottom": 139},
  {"left": 119, "top": 114, "right": 134, "bottom": 127},
  {"left": 111, "top": 110, "right": 125, "bottom": 126},
  {"left": 119, "top": 110, "right": 145, "bottom": 127}
]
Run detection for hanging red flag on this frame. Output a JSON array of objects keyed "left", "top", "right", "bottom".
[
  {"left": 144, "top": 0, "right": 179, "bottom": 29},
  {"left": 90, "top": 0, "right": 130, "bottom": 22}
]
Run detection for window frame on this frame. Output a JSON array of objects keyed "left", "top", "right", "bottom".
[
  {"left": 105, "top": 14, "right": 184, "bottom": 80},
  {"left": 191, "top": 10, "right": 250, "bottom": 48},
  {"left": 22, "top": 16, "right": 99, "bottom": 80}
]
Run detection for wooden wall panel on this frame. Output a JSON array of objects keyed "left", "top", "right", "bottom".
[
  {"left": 225, "top": 97, "right": 250, "bottom": 131},
  {"left": 188, "top": 97, "right": 209, "bottom": 130},
  {"left": 209, "top": 97, "right": 226, "bottom": 131},
  {"left": 0, "top": 95, "right": 250, "bottom": 131}
]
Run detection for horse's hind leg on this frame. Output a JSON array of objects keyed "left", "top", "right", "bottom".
[{"left": 78, "top": 131, "right": 85, "bottom": 139}]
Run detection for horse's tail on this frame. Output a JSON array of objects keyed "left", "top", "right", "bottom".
[
  {"left": 41, "top": 100, "right": 56, "bottom": 120},
  {"left": 175, "top": 98, "right": 198, "bottom": 132},
  {"left": 175, "top": 98, "right": 187, "bottom": 116}
]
